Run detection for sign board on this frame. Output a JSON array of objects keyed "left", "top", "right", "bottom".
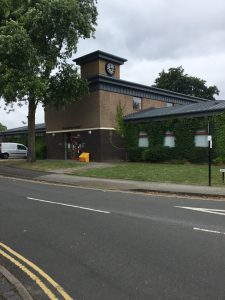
[
  {"left": 220, "top": 169, "right": 225, "bottom": 172},
  {"left": 208, "top": 135, "right": 212, "bottom": 148}
]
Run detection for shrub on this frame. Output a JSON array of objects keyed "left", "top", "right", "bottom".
[
  {"left": 127, "top": 147, "right": 144, "bottom": 162},
  {"left": 35, "top": 137, "right": 47, "bottom": 159},
  {"left": 213, "top": 157, "right": 225, "bottom": 165},
  {"left": 189, "top": 148, "right": 208, "bottom": 163},
  {"left": 142, "top": 146, "right": 175, "bottom": 162}
]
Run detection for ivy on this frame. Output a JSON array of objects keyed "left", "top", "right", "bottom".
[
  {"left": 121, "top": 111, "right": 225, "bottom": 163},
  {"left": 212, "top": 113, "right": 225, "bottom": 163}
]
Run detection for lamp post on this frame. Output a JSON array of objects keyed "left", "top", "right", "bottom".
[{"left": 207, "top": 118, "right": 212, "bottom": 186}]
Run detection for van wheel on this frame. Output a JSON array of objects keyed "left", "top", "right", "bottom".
[{"left": 3, "top": 153, "right": 9, "bottom": 159}]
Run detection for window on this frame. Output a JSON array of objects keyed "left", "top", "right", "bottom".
[
  {"left": 164, "top": 131, "right": 175, "bottom": 147},
  {"left": 138, "top": 132, "right": 149, "bottom": 148},
  {"left": 17, "top": 145, "right": 27, "bottom": 150},
  {"left": 194, "top": 130, "right": 208, "bottom": 147},
  {"left": 133, "top": 97, "right": 142, "bottom": 110}
]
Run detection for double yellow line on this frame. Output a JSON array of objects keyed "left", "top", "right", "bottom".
[{"left": 0, "top": 242, "right": 73, "bottom": 300}]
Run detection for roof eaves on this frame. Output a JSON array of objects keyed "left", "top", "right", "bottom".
[
  {"left": 124, "top": 106, "right": 225, "bottom": 122},
  {"left": 74, "top": 50, "right": 127, "bottom": 65},
  {"left": 89, "top": 75, "right": 210, "bottom": 103}
]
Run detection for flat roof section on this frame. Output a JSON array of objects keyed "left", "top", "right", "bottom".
[
  {"left": 0, "top": 123, "right": 46, "bottom": 136},
  {"left": 124, "top": 100, "right": 225, "bottom": 122}
]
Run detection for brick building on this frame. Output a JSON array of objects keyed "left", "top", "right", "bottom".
[{"left": 45, "top": 50, "right": 209, "bottom": 161}]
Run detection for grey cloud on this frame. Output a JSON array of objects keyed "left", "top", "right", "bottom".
[{"left": 95, "top": 0, "right": 225, "bottom": 61}]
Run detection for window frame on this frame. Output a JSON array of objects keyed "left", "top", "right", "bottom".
[
  {"left": 164, "top": 131, "right": 175, "bottom": 148},
  {"left": 138, "top": 132, "right": 149, "bottom": 148},
  {"left": 194, "top": 130, "right": 208, "bottom": 148},
  {"left": 133, "top": 97, "right": 142, "bottom": 110}
]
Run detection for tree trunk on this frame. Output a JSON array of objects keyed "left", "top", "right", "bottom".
[{"left": 27, "top": 98, "right": 36, "bottom": 163}]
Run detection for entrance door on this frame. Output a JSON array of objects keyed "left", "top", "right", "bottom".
[{"left": 66, "top": 133, "right": 82, "bottom": 160}]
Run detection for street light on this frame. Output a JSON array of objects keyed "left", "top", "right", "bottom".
[{"left": 207, "top": 118, "right": 212, "bottom": 186}]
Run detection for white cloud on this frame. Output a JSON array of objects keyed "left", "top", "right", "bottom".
[{"left": 1, "top": 0, "right": 225, "bottom": 128}]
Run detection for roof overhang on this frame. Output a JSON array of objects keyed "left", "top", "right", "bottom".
[{"left": 74, "top": 50, "right": 127, "bottom": 65}]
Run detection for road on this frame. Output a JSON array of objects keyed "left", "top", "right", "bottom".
[{"left": 0, "top": 177, "right": 225, "bottom": 299}]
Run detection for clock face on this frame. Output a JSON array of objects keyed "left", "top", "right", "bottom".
[{"left": 105, "top": 62, "right": 116, "bottom": 76}]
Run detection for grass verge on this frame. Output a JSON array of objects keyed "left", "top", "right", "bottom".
[
  {"left": 1, "top": 159, "right": 224, "bottom": 186},
  {"left": 0, "top": 159, "right": 86, "bottom": 172},
  {"left": 71, "top": 162, "right": 225, "bottom": 186}
]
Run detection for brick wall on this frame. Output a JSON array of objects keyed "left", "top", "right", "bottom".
[
  {"left": 46, "top": 88, "right": 166, "bottom": 133},
  {"left": 81, "top": 59, "right": 120, "bottom": 79},
  {"left": 46, "top": 133, "right": 65, "bottom": 159},
  {"left": 99, "top": 90, "right": 166, "bottom": 128},
  {"left": 46, "top": 129, "right": 125, "bottom": 161},
  {"left": 45, "top": 91, "right": 101, "bottom": 132}
]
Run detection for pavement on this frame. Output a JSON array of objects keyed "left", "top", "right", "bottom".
[
  {"left": 1, "top": 162, "right": 225, "bottom": 299},
  {"left": 0, "top": 265, "right": 32, "bottom": 300}
]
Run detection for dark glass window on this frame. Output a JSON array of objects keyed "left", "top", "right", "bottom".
[
  {"left": 133, "top": 97, "right": 142, "bottom": 110},
  {"left": 17, "top": 145, "right": 26, "bottom": 150}
]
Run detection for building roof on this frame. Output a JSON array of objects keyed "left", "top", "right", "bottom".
[
  {"left": 0, "top": 123, "right": 46, "bottom": 136},
  {"left": 74, "top": 50, "right": 210, "bottom": 105},
  {"left": 124, "top": 100, "right": 225, "bottom": 122},
  {"left": 89, "top": 75, "right": 211, "bottom": 105},
  {"left": 74, "top": 50, "right": 127, "bottom": 65}
]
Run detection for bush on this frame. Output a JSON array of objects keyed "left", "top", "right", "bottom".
[
  {"left": 127, "top": 146, "right": 209, "bottom": 164},
  {"left": 142, "top": 148, "right": 161, "bottom": 162},
  {"left": 142, "top": 146, "right": 176, "bottom": 162},
  {"left": 35, "top": 137, "right": 47, "bottom": 159},
  {"left": 127, "top": 147, "right": 144, "bottom": 162},
  {"left": 189, "top": 148, "right": 208, "bottom": 163},
  {"left": 213, "top": 157, "right": 225, "bottom": 165}
]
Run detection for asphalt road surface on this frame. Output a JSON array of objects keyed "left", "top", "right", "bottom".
[{"left": 0, "top": 177, "right": 225, "bottom": 299}]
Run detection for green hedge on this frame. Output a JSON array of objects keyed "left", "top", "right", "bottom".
[
  {"left": 127, "top": 147, "right": 144, "bottom": 162},
  {"left": 35, "top": 136, "right": 47, "bottom": 159}
]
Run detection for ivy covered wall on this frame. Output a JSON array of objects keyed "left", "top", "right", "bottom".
[{"left": 122, "top": 111, "right": 225, "bottom": 163}]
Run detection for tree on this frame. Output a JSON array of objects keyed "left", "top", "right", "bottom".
[
  {"left": 0, "top": 122, "right": 7, "bottom": 131},
  {"left": 0, "top": 0, "right": 97, "bottom": 162},
  {"left": 153, "top": 66, "right": 219, "bottom": 100}
]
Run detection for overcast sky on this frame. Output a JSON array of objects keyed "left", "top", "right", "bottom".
[{"left": 1, "top": 0, "right": 225, "bottom": 129}]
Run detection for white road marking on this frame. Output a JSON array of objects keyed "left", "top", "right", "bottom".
[
  {"left": 175, "top": 206, "right": 225, "bottom": 216},
  {"left": 193, "top": 227, "right": 225, "bottom": 235},
  {"left": 27, "top": 197, "right": 110, "bottom": 214}
]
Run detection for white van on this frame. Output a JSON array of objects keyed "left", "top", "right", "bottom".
[{"left": 0, "top": 142, "right": 28, "bottom": 159}]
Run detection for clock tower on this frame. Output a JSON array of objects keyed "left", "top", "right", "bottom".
[{"left": 74, "top": 50, "right": 127, "bottom": 80}]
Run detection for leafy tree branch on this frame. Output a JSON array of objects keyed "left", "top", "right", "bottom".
[
  {"left": 153, "top": 66, "right": 219, "bottom": 100},
  {"left": 0, "top": 0, "right": 98, "bottom": 161}
]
